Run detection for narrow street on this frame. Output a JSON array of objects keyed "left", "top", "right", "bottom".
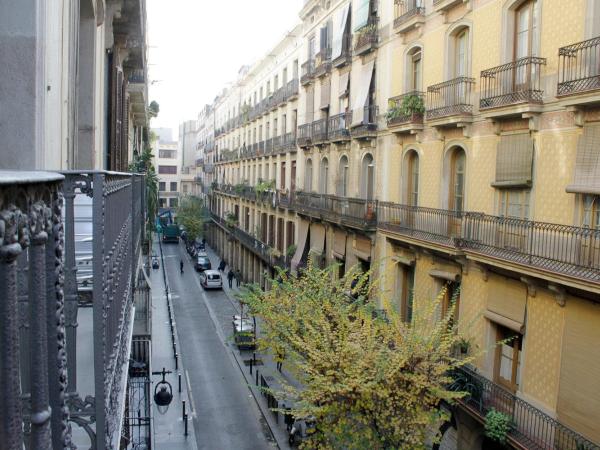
[{"left": 161, "top": 241, "right": 276, "bottom": 450}]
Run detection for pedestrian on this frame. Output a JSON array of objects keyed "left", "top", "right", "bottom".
[
  {"left": 284, "top": 406, "right": 294, "bottom": 432},
  {"left": 235, "top": 269, "right": 242, "bottom": 287},
  {"left": 276, "top": 347, "right": 285, "bottom": 372},
  {"left": 227, "top": 269, "right": 234, "bottom": 288},
  {"left": 218, "top": 259, "right": 226, "bottom": 272},
  {"left": 180, "top": 259, "right": 184, "bottom": 274}
]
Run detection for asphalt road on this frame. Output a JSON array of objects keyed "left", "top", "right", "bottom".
[{"left": 162, "top": 242, "right": 276, "bottom": 450}]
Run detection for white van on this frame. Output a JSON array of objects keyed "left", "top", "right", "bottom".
[{"left": 200, "top": 270, "right": 222, "bottom": 289}]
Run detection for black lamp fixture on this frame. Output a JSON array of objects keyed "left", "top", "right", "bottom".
[{"left": 152, "top": 367, "right": 173, "bottom": 415}]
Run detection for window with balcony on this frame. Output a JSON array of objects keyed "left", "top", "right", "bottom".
[
  {"left": 403, "top": 150, "right": 419, "bottom": 206},
  {"left": 320, "top": 157, "right": 329, "bottom": 194},
  {"left": 407, "top": 47, "right": 423, "bottom": 91},
  {"left": 397, "top": 264, "right": 415, "bottom": 323},
  {"left": 305, "top": 158, "right": 313, "bottom": 191},
  {"left": 494, "top": 324, "right": 523, "bottom": 393},
  {"left": 449, "top": 148, "right": 466, "bottom": 212},
  {"left": 582, "top": 195, "right": 600, "bottom": 230},
  {"left": 361, "top": 153, "right": 375, "bottom": 200},
  {"left": 337, "top": 155, "right": 349, "bottom": 197},
  {"left": 280, "top": 162, "right": 286, "bottom": 190},
  {"left": 515, "top": 0, "right": 538, "bottom": 59}
]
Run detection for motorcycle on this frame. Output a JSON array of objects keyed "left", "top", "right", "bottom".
[{"left": 288, "top": 417, "right": 316, "bottom": 446}]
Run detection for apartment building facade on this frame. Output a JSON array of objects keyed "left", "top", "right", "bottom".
[
  {"left": 154, "top": 135, "right": 182, "bottom": 210},
  {"left": 180, "top": 120, "right": 198, "bottom": 196},
  {"left": 207, "top": 0, "right": 600, "bottom": 448}
]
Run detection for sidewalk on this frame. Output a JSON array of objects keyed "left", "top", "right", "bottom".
[
  {"left": 201, "top": 245, "right": 305, "bottom": 449},
  {"left": 151, "top": 239, "right": 198, "bottom": 450}
]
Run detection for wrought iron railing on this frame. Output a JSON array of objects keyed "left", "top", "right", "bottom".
[
  {"left": 377, "top": 202, "right": 600, "bottom": 282},
  {"left": 301, "top": 60, "right": 315, "bottom": 85},
  {"left": 265, "top": 138, "right": 274, "bottom": 155},
  {"left": 273, "top": 135, "right": 283, "bottom": 152},
  {"left": 0, "top": 170, "right": 146, "bottom": 449},
  {"left": 297, "top": 123, "right": 313, "bottom": 147},
  {"left": 283, "top": 131, "right": 297, "bottom": 151},
  {"left": 351, "top": 105, "right": 378, "bottom": 137},
  {"left": 333, "top": 34, "right": 353, "bottom": 67},
  {"left": 452, "top": 366, "right": 600, "bottom": 450},
  {"left": 557, "top": 36, "right": 600, "bottom": 96},
  {"left": 426, "top": 76, "right": 476, "bottom": 119},
  {"left": 312, "top": 118, "right": 329, "bottom": 144},
  {"left": 314, "top": 48, "right": 332, "bottom": 77},
  {"left": 387, "top": 91, "right": 425, "bottom": 127},
  {"left": 480, "top": 56, "right": 547, "bottom": 109},
  {"left": 328, "top": 112, "right": 352, "bottom": 142},
  {"left": 394, "top": 0, "right": 425, "bottom": 29},
  {"left": 354, "top": 17, "right": 379, "bottom": 54},
  {"left": 286, "top": 79, "right": 300, "bottom": 100},
  {"left": 294, "top": 192, "right": 378, "bottom": 230}
]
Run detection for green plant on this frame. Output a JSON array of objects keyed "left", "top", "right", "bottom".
[
  {"left": 255, "top": 179, "right": 275, "bottom": 198},
  {"left": 484, "top": 409, "right": 513, "bottom": 444},
  {"left": 386, "top": 94, "right": 425, "bottom": 122},
  {"left": 285, "top": 244, "right": 297, "bottom": 258},
  {"left": 356, "top": 23, "right": 377, "bottom": 41},
  {"left": 225, "top": 211, "right": 238, "bottom": 229},
  {"left": 234, "top": 181, "right": 248, "bottom": 196}
]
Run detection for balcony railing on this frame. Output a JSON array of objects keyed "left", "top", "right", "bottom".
[
  {"left": 480, "top": 56, "right": 547, "bottom": 109},
  {"left": 0, "top": 171, "right": 146, "bottom": 449},
  {"left": 128, "top": 68, "right": 145, "bottom": 83},
  {"left": 332, "top": 34, "right": 353, "bottom": 68},
  {"left": 351, "top": 105, "right": 378, "bottom": 138},
  {"left": 314, "top": 48, "right": 332, "bottom": 77},
  {"left": 294, "top": 192, "right": 378, "bottom": 230},
  {"left": 297, "top": 123, "right": 313, "bottom": 148},
  {"left": 301, "top": 60, "right": 315, "bottom": 85},
  {"left": 386, "top": 91, "right": 425, "bottom": 128},
  {"left": 453, "top": 366, "right": 600, "bottom": 450},
  {"left": 394, "top": 0, "right": 425, "bottom": 30},
  {"left": 265, "top": 138, "right": 274, "bottom": 155},
  {"left": 286, "top": 79, "right": 300, "bottom": 100},
  {"left": 377, "top": 202, "right": 600, "bottom": 283},
  {"left": 273, "top": 135, "right": 283, "bottom": 152},
  {"left": 557, "top": 36, "right": 600, "bottom": 97},
  {"left": 283, "top": 131, "right": 297, "bottom": 151},
  {"left": 354, "top": 18, "right": 379, "bottom": 55},
  {"left": 426, "top": 76, "right": 476, "bottom": 120},
  {"left": 328, "top": 112, "right": 352, "bottom": 142},
  {"left": 311, "top": 118, "right": 329, "bottom": 144}
]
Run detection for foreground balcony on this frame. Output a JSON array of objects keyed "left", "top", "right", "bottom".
[
  {"left": 328, "top": 112, "right": 352, "bottom": 142},
  {"left": 297, "top": 123, "right": 313, "bottom": 148},
  {"left": 557, "top": 36, "right": 600, "bottom": 102},
  {"left": 312, "top": 118, "right": 329, "bottom": 144},
  {"left": 426, "top": 76, "right": 475, "bottom": 123},
  {"left": 480, "top": 56, "right": 547, "bottom": 112},
  {"left": 393, "top": 0, "right": 425, "bottom": 34},
  {"left": 354, "top": 18, "right": 379, "bottom": 56},
  {"left": 301, "top": 60, "right": 315, "bottom": 86},
  {"left": 293, "top": 191, "right": 377, "bottom": 230},
  {"left": 452, "top": 366, "right": 600, "bottom": 450},
  {"left": 386, "top": 91, "right": 425, "bottom": 133},
  {"left": 351, "top": 105, "right": 378, "bottom": 139},
  {"left": 314, "top": 48, "right": 332, "bottom": 78},
  {"left": 378, "top": 202, "right": 600, "bottom": 284},
  {"left": 332, "top": 34, "right": 353, "bottom": 68},
  {"left": 285, "top": 79, "right": 300, "bottom": 101}
]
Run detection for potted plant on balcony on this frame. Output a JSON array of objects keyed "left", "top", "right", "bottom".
[
  {"left": 225, "top": 212, "right": 238, "bottom": 230},
  {"left": 355, "top": 23, "right": 377, "bottom": 48},
  {"left": 386, "top": 94, "right": 425, "bottom": 124},
  {"left": 484, "top": 409, "right": 514, "bottom": 449},
  {"left": 234, "top": 181, "right": 248, "bottom": 196},
  {"left": 255, "top": 179, "right": 275, "bottom": 203}
]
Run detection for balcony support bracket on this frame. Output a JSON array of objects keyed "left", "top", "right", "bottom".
[
  {"left": 522, "top": 112, "right": 540, "bottom": 132},
  {"left": 520, "top": 276, "right": 537, "bottom": 297},
  {"left": 566, "top": 105, "right": 585, "bottom": 127},
  {"left": 548, "top": 283, "right": 566, "bottom": 307},
  {"left": 458, "top": 122, "right": 472, "bottom": 138}
]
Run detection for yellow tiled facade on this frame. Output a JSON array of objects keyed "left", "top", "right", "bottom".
[{"left": 202, "top": 0, "right": 600, "bottom": 447}]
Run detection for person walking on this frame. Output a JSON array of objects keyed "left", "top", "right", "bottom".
[
  {"left": 218, "top": 259, "right": 226, "bottom": 272},
  {"left": 227, "top": 269, "right": 235, "bottom": 288},
  {"left": 180, "top": 259, "right": 184, "bottom": 274},
  {"left": 235, "top": 269, "right": 242, "bottom": 287}
]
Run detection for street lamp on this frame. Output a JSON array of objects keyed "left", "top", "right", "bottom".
[{"left": 153, "top": 367, "right": 173, "bottom": 415}]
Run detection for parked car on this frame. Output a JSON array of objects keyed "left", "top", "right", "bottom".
[
  {"left": 195, "top": 255, "right": 211, "bottom": 272},
  {"left": 151, "top": 256, "right": 159, "bottom": 269},
  {"left": 232, "top": 315, "right": 256, "bottom": 350},
  {"left": 199, "top": 270, "right": 222, "bottom": 289}
]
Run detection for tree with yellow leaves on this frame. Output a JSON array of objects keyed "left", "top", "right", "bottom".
[{"left": 240, "top": 260, "right": 471, "bottom": 449}]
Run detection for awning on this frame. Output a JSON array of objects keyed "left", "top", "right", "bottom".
[
  {"left": 332, "top": 229, "right": 347, "bottom": 259},
  {"left": 339, "top": 71, "right": 350, "bottom": 98},
  {"left": 353, "top": 0, "right": 369, "bottom": 31},
  {"left": 428, "top": 269, "right": 460, "bottom": 282},
  {"left": 331, "top": 4, "right": 350, "bottom": 60},
  {"left": 353, "top": 235, "right": 372, "bottom": 261},
  {"left": 350, "top": 60, "right": 374, "bottom": 128},
  {"left": 492, "top": 133, "right": 534, "bottom": 188},
  {"left": 291, "top": 219, "right": 309, "bottom": 273},
  {"left": 309, "top": 223, "right": 326, "bottom": 256},
  {"left": 305, "top": 85, "right": 315, "bottom": 123},
  {"left": 566, "top": 123, "right": 600, "bottom": 195},
  {"left": 321, "top": 78, "right": 331, "bottom": 110},
  {"left": 485, "top": 275, "right": 527, "bottom": 332}
]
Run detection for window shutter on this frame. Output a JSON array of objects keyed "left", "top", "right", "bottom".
[
  {"left": 566, "top": 123, "right": 600, "bottom": 195},
  {"left": 306, "top": 85, "right": 314, "bottom": 123},
  {"left": 320, "top": 26, "right": 328, "bottom": 52},
  {"left": 492, "top": 133, "right": 534, "bottom": 188},
  {"left": 339, "top": 71, "right": 350, "bottom": 98},
  {"left": 350, "top": 60, "right": 374, "bottom": 127},
  {"left": 353, "top": 0, "right": 370, "bottom": 31},
  {"left": 320, "top": 78, "right": 331, "bottom": 110}
]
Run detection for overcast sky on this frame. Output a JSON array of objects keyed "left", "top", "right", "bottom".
[{"left": 147, "top": 0, "right": 304, "bottom": 138}]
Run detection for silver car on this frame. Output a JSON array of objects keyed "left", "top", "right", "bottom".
[{"left": 199, "top": 270, "right": 223, "bottom": 289}]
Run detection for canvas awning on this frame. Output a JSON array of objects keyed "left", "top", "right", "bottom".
[
  {"left": 321, "top": 78, "right": 331, "bottom": 110},
  {"left": 492, "top": 133, "right": 534, "bottom": 188},
  {"left": 332, "top": 229, "right": 347, "bottom": 259},
  {"left": 566, "top": 123, "right": 600, "bottom": 195},
  {"left": 353, "top": 0, "right": 369, "bottom": 31},
  {"left": 309, "top": 223, "right": 326, "bottom": 256},
  {"left": 484, "top": 275, "right": 527, "bottom": 332},
  {"left": 350, "top": 60, "right": 374, "bottom": 128},
  {"left": 339, "top": 71, "right": 350, "bottom": 98},
  {"left": 291, "top": 219, "right": 309, "bottom": 274},
  {"left": 305, "top": 85, "right": 315, "bottom": 123},
  {"left": 331, "top": 4, "right": 350, "bottom": 60}
]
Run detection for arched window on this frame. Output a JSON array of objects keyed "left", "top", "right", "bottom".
[
  {"left": 450, "top": 148, "right": 466, "bottom": 212},
  {"left": 305, "top": 158, "right": 313, "bottom": 191},
  {"left": 320, "top": 157, "right": 329, "bottom": 194},
  {"left": 361, "top": 153, "right": 375, "bottom": 200},
  {"left": 455, "top": 28, "right": 469, "bottom": 77},
  {"left": 338, "top": 155, "right": 349, "bottom": 197},
  {"left": 403, "top": 150, "right": 419, "bottom": 206},
  {"left": 515, "top": 0, "right": 538, "bottom": 59},
  {"left": 406, "top": 46, "right": 422, "bottom": 92}
]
